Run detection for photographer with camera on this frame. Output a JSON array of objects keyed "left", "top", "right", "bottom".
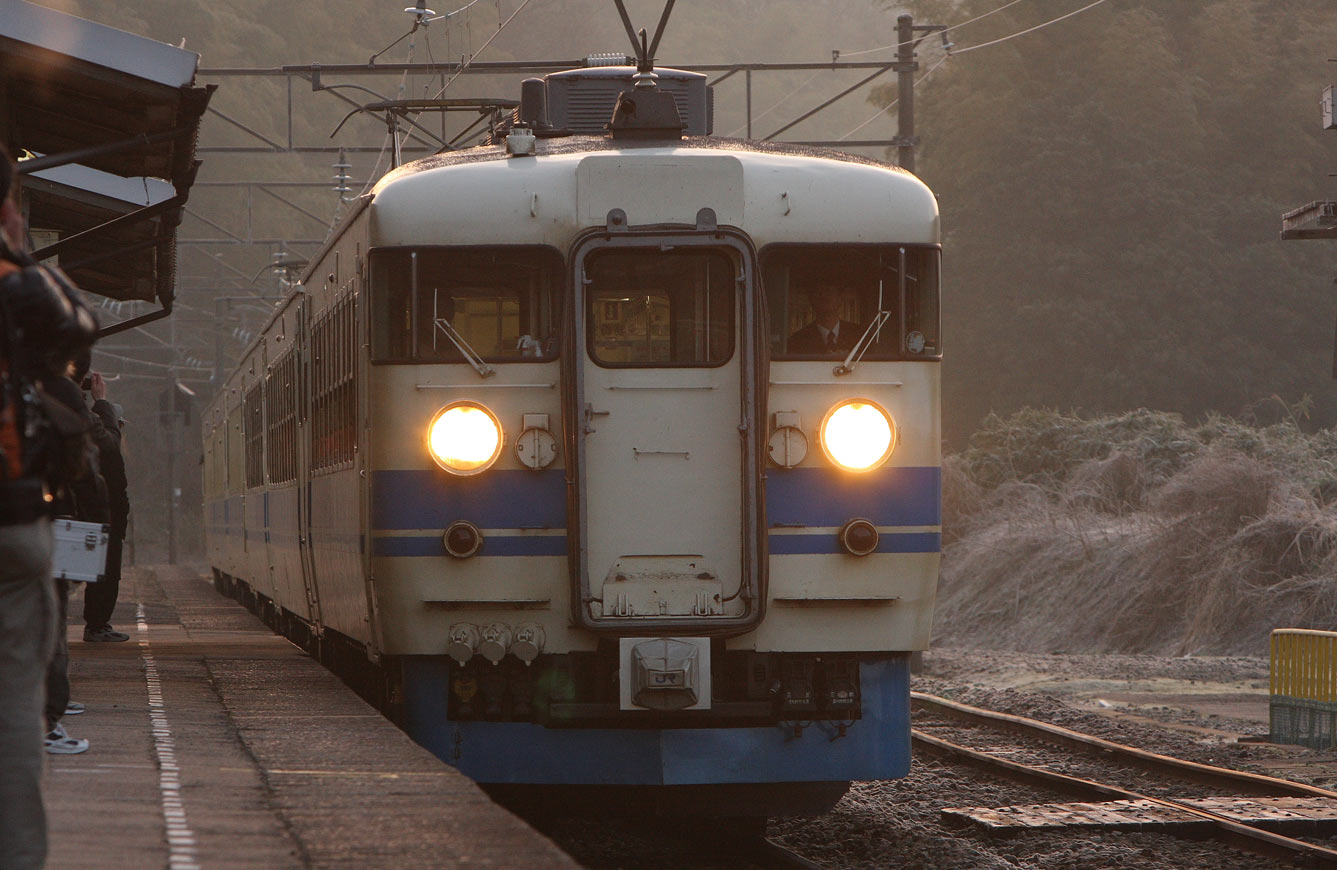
[
  {"left": 0, "top": 143, "right": 99, "bottom": 870},
  {"left": 78, "top": 361, "right": 128, "bottom": 645}
]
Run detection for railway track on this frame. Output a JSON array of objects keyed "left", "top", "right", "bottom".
[
  {"left": 911, "top": 691, "right": 1337, "bottom": 867},
  {"left": 754, "top": 835, "right": 825, "bottom": 869}
]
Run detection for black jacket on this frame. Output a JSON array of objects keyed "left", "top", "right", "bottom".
[
  {"left": 91, "top": 398, "right": 128, "bottom": 536},
  {"left": 786, "top": 319, "right": 862, "bottom": 355},
  {"left": 42, "top": 375, "right": 107, "bottom": 524}
]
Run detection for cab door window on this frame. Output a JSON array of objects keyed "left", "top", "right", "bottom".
[{"left": 585, "top": 248, "right": 735, "bottom": 367}]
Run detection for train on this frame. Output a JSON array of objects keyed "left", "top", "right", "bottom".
[{"left": 202, "top": 54, "right": 942, "bottom": 816}]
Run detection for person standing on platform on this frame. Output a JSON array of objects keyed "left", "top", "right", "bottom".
[
  {"left": 41, "top": 353, "right": 106, "bottom": 754},
  {"left": 79, "top": 358, "right": 128, "bottom": 643},
  {"left": 0, "top": 143, "right": 97, "bottom": 869}
]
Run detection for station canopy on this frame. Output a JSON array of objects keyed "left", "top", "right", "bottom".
[
  {"left": 0, "top": 0, "right": 212, "bottom": 331},
  {"left": 1281, "top": 201, "right": 1337, "bottom": 241}
]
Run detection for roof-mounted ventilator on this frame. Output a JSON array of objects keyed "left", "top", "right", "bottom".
[
  {"left": 505, "top": 78, "right": 573, "bottom": 155},
  {"left": 607, "top": 0, "right": 683, "bottom": 141}
]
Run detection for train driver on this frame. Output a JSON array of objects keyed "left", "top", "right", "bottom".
[{"left": 787, "top": 276, "right": 863, "bottom": 356}]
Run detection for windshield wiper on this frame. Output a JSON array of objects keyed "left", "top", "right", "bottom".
[
  {"left": 834, "top": 272, "right": 891, "bottom": 376},
  {"left": 432, "top": 289, "right": 494, "bottom": 378},
  {"left": 834, "top": 310, "right": 891, "bottom": 376}
]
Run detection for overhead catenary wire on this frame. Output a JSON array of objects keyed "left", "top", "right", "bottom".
[
  {"left": 838, "top": 0, "right": 1030, "bottom": 58},
  {"left": 724, "top": 69, "right": 824, "bottom": 137},
  {"left": 838, "top": 0, "right": 1112, "bottom": 141},
  {"left": 951, "top": 0, "right": 1108, "bottom": 54},
  {"left": 426, "top": 0, "right": 534, "bottom": 99},
  {"left": 93, "top": 348, "right": 208, "bottom": 372},
  {"left": 838, "top": 55, "right": 950, "bottom": 141},
  {"left": 323, "top": 32, "right": 419, "bottom": 243}
]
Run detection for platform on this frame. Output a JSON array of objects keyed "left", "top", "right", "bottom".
[{"left": 43, "top": 566, "right": 578, "bottom": 869}]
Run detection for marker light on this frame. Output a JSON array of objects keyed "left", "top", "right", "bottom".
[
  {"left": 819, "top": 400, "right": 896, "bottom": 472},
  {"left": 427, "top": 401, "right": 503, "bottom": 475}
]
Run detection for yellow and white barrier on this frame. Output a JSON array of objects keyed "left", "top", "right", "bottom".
[{"left": 1271, "top": 628, "right": 1337, "bottom": 748}]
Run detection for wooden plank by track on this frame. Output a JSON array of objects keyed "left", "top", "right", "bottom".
[
  {"left": 943, "top": 796, "right": 1337, "bottom": 835},
  {"left": 914, "top": 729, "right": 1337, "bottom": 867}
]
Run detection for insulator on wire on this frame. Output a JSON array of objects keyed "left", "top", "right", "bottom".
[{"left": 332, "top": 148, "right": 353, "bottom": 202}]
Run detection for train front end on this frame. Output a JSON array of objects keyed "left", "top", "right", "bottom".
[{"left": 366, "top": 81, "right": 939, "bottom": 813}]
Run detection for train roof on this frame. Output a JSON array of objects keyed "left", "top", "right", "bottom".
[
  {"left": 364, "top": 135, "right": 940, "bottom": 253},
  {"left": 376, "top": 135, "right": 914, "bottom": 180}
]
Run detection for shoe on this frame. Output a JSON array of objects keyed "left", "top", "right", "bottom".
[
  {"left": 44, "top": 723, "right": 89, "bottom": 755},
  {"left": 83, "top": 625, "right": 129, "bottom": 643},
  {"left": 64, "top": 701, "right": 85, "bottom": 715}
]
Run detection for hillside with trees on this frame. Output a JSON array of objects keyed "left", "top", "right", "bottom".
[{"left": 895, "top": 0, "right": 1337, "bottom": 445}]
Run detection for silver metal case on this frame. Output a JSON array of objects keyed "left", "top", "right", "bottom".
[{"left": 51, "top": 519, "right": 110, "bottom": 583}]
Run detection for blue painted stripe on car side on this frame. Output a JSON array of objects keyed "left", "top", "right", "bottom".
[
  {"left": 765, "top": 466, "right": 941, "bottom": 528},
  {"left": 767, "top": 531, "right": 940, "bottom": 555},
  {"left": 371, "top": 469, "right": 567, "bottom": 530},
  {"left": 373, "top": 535, "right": 568, "bottom": 558}
]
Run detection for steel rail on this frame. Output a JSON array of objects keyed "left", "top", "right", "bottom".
[
  {"left": 756, "top": 836, "right": 825, "bottom": 869},
  {"left": 911, "top": 691, "right": 1337, "bottom": 800},
  {"left": 913, "top": 729, "right": 1337, "bottom": 867}
]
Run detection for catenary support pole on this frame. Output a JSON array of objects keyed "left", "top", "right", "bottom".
[{"left": 896, "top": 14, "right": 916, "bottom": 173}]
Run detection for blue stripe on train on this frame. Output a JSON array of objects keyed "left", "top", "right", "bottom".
[
  {"left": 373, "top": 535, "right": 568, "bottom": 557},
  {"left": 765, "top": 466, "right": 941, "bottom": 528},
  {"left": 370, "top": 466, "right": 940, "bottom": 532},
  {"left": 401, "top": 656, "right": 910, "bottom": 785},
  {"left": 372, "top": 469, "right": 567, "bottom": 530},
  {"left": 372, "top": 533, "right": 935, "bottom": 557},
  {"left": 768, "top": 531, "right": 940, "bottom": 555}
]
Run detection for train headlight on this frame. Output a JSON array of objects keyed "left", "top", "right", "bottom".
[
  {"left": 819, "top": 400, "right": 895, "bottom": 472},
  {"left": 427, "top": 401, "right": 504, "bottom": 475}
]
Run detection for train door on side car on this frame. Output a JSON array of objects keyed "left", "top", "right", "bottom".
[
  {"left": 570, "top": 233, "right": 764, "bottom": 630},
  {"left": 295, "top": 294, "right": 322, "bottom": 628}
]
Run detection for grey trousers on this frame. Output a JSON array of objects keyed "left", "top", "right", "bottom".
[
  {"left": 0, "top": 519, "right": 55, "bottom": 870},
  {"left": 43, "top": 579, "right": 68, "bottom": 730}
]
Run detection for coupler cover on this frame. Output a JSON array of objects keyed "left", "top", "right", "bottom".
[{"left": 620, "top": 637, "right": 711, "bottom": 711}]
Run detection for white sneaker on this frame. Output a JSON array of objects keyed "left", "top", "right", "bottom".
[
  {"left": 44, "top": 722, "right": 89, "bottom": 755},
  {"left": 64, "top": 701, "right": 85, "bottom": 715}
]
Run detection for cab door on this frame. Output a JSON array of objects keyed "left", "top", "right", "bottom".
[{"left": 569, "top": 232, "right": 764, "bottom": 633}]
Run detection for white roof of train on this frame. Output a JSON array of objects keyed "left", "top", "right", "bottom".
[{"left": 368, "top": 137, "right": 940, "bottom": 250}]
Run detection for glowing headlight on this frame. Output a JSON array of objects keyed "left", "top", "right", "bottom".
[
  {"left": 819, "top": 399, "right": 896, "bottom": 472},
  {"left": 427, "top": 402, "right": 503, "bottom": 475}
]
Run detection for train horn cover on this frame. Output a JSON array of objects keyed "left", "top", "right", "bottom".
[
  {"left": 427, "top": 401, "right": 504, "bottom": 475},
  {"left": 819, "top": 400, "right": 896, "bottom": 472}
]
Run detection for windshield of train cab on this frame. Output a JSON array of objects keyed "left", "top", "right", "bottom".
[
  {"left": 761, "top": 245, "right": 941, "bottom": 360},
  {"left": 369, "top": 246, "right": 562, "bottom": 363}
]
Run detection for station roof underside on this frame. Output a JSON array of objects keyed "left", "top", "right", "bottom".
[{"left": 0, "top": 0, "right": 212, "bottom": 313}]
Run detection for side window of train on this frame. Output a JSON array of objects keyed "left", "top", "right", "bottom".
[
  {"left": 310, "top": 297, "right": 358, "bottom": 473},
  {"left": 264, "top": 353, "right": 298, "bottom": 484},
  {"left": 761, "top": 245, "right": 941, "bottom": 360},
  {"left": 368, "top": 246, "right": 562, "bottom": 363},
  {"left": 244, "top": 383, "right": 264, "bottom": 489},
  {"left": 584, "top": 247, "right": 736, "bottom": 367}
]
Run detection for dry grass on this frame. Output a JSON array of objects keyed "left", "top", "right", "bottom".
[{"left": 936, "top": 409, "right": 1337, "bottom": 655}]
